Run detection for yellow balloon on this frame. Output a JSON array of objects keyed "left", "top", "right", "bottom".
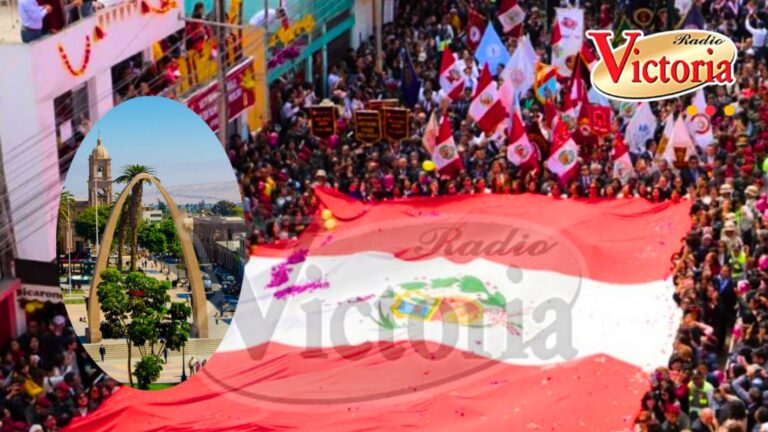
[
  {"left": 422, "top": 160, "right": 436, "bottom": 172},
  {"left": 323, "top": 218, "right": 337, "bottom": 230},
  {"left": 321, "top": 209, "right": 333, "bottom": 220},
  {"left": 24, "top": 303, "right": 36, "bottom": 313}
]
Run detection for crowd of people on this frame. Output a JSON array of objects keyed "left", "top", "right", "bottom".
[
  {"left": 0, "top": 314, "right": 119, "bottom": 431},
  {"left": 227, "top": 1, "right": 768, "bottom": 431}
]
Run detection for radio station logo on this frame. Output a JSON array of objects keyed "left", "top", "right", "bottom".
[{"left": 586, "top": 30, "right": 737, "bottom": 101}]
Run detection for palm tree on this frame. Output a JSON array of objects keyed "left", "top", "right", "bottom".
[
  {"left": 58, "top": 190, "right": 75, "bottom": 256},
  {"left": 115, "top": 165, "right": 156, "bottom": 271}
]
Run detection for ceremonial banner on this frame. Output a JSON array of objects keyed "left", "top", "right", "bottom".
[
  {"left": 354, "top": 110, "right": 383, "bottom": 142},
  {"left": 383, "top": 108, "right": 410, "bottom": 141},
  {"left": 367, "top": 99, "right": 399, "bottom": 112},
  {"left": 552, "top": 8, "right": 585, "bottom": 78},
  {"left": 309, "top": 106, "right": 337, "bottom": 139},
  {"left": 67, "top": 189, "right": 690, "bottom": 432}
]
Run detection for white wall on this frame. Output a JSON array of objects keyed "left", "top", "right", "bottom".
[{"left": 0, "top": 1, "right": 183, "bottom": 262}]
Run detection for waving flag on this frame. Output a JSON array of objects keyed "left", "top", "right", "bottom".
[
  {"left": 469, "top": 64, "right": 506, "bottom": 134},
  {"left": 498, "top": 0, "right": 525, "bottom": 35},
  {"left": 67, "top": 188, "right": 689, "bottom": 432},
  {"left": 475, "top": 24, "right": 511, "bottom": 76},
  {"left": 552, "top": 7, "right": 585, "bottom": 78},
  {"left": 613, "top": 131, "right": 635, "bottom": 182},
  {"left": 400, "top": 48, "right": 421, "bottom": 108},
  {"left": 662, "top": 117, "right": 697, "bottom": 169},
  {"left": 466, "top": 9, "right": 486, "bottom": 53},
  {"left": 501, "top": 35, "right": 536, "bottom": 100},
  {"left": 439, "top": 47, "right": 465, "bottom": 101},
  {"left": 431, "top": 115, "right": 463, "bottom": 177},
  {"left": 655, "top": 113, "right": 675, "bottom": 160},
  {"left": 507, "top": 97, "right": 538, "bottom": 169},
  {"left": 562, "top": 60, "right": 587, "bottom": 124},
  {"left": 686, "top": 90, "right": 714, "bottom": 150},
  {"left": 546, "top": 117, "right": 580, "bottom": 183},
  {"left": 534, "top": 63, "right": 559, "bottom": 104},
  {"left": 422, "top": 110, "right": 439, "bottom": 151},
  {"left": 626, "top": 102, "right": 657, "bottom": 154}
]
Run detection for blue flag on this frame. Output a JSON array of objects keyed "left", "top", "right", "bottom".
[
  {"left": 474, "top": 25, "right": 511, "bottom": 76},
  {"left": 400, "top": 48, "right": 421, "bottom": 108}
]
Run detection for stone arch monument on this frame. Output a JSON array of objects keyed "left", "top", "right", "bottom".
[{"left": 87, "top": 173, "right": 208, "bottom": 342}]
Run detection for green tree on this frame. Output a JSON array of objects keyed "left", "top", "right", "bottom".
[
  {"left": 159, "top": 218, "right": 182, "bottom": 257},
  {"left": 115, "top": 165, "right": 156, "bottom": 272},
  {"left": 156, "top": 199, "right": 169, "bottom": 216},
  {"left": 137, "top": 222, "right": 167, "bottom": 256},
  {"left": 96, "top": 268, "right": 191, "bottom": 388},
  {"left": 74, "top": 205, "right": 112, "bottom": 243},
  {"left": 210, "top": 200, "right": 241, "bottom": 216},
  {"left": 57, "top": 190, "right": 75, "bottom": 255}
]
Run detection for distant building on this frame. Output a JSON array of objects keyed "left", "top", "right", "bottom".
[
  {"left": 192, "top": 215, "right": 246, "bottom": 272},
  {"left": 142, "top": 209, "right": 163, "bottom": 223}
]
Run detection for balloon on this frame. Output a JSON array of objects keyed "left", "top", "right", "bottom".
[
  {"left": 323, "top": 218, "right": 337, "bottom": 230},
  {"left": 25, "top": 303, "right": 36, "bottom": 314},
  {"left": 321, "top": 209, "right": 333, "bottom": 220},
  {"left": 422, "top": 160, "right": 436, "bottom": 172},
  {"left": 327, "top": 134, "right": 340, "bottom": 148},
  {"left": 268, "top": 132, "right": 279, "bottom": 147}
]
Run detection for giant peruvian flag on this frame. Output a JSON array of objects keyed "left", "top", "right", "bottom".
[
  {"left": 469, "top": 64, "right": 506, "bottom": 134},
  {"left": 439, "top": 47, "right": 464, "bottom": 101},
  {"left": 66, "top": 188, "right": 689, "bottom": 431}
]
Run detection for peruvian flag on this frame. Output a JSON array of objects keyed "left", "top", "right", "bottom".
[
  {"left": 498, "top": 0, "right": 525, "bottom": 35},
  {"left": 562, "top": 61, "right": 587, "bottom": 124},
  {"left": 67, "top": 187, "right": 690, "bottom": 432},
  {"left": 439, "top": 47, "right": 464, "bottom": 101},
  {"left": 507, "top": 98, "right": 538, "bottom": 169},
  {"left": 469, "top": 64, "right": 506, "bottom": 134},
  {"left": 612, "top": 130, "right": 635, "bottom": 182},
  {"left": 466, "top": 9, "right": 486, "bottom": 53},
  {"left": 430, "top": 115, "right": 463, "bottom": 177},
  {"left": 546, "top": 120, "right": 579, "bottom": 184}
]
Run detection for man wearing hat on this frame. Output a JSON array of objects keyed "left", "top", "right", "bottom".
[
  {"left": 689, "top": 370, "right": 715, "bottom": 418},
  {"left": 662, "top": 404, "right": 691, "bottom": 431}
]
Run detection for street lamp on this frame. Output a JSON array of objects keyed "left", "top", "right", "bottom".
[{"left": 181, "top": 344, "right": 187, "bottom": 382}]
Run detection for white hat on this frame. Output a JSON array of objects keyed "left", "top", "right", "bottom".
[
  {"left": 30, "top": 425, "right": 44, "bottom": 432},
  {"left": 53, "top": 315, "right": 66, "bottom": 326}
]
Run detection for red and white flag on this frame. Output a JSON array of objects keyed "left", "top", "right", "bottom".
[
  {"left": 612, "top": 131, "right": 635, "bottom": 182},
  {"left": 546, "top": 121, "right": 579, "bottom": 183},
  {"left": 466, "top": 9, "right": 486, "bottom": 53},
  {"left": 421, "top": 110, "right": 439, "bottom": 151},
  {"left": 498, "top": 0, "right": 525, "bottom": 35},
  {"left": 469, "top": 64, "right": 506, "bottom": 134},
  {"left": 431, "top": 115, "right": 463, "bottom": 177},
  {"left": 69, "top": 188, "right": 690, "bottom": 432},
  {"left": 507, "top": 99, "right": 537, "bottom": 169},
  {"left": 439, "top": 47, "right": 465, "bottom": 101},
  {"left": 562, "top": 61, "right": 587, "bottom": 124}
]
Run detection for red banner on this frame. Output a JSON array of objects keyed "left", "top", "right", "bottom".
[{"left": 185, "top": 59, "right": 256, "bottom": 133}]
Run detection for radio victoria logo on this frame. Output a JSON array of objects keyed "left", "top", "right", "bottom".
[{"left": 586, "top": 29, "right": 737, "bottom": 101}]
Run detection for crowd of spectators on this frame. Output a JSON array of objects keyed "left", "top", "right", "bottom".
[
  {"left": 227, "top": 1, "right": 768, "bottom": 431},
  {"left": 0, "top": 314, "right": 119, "bottom": 431}
]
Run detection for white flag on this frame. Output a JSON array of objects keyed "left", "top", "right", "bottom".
[{"left": 625, "top": 103, "right": 657, "bottom": 154}]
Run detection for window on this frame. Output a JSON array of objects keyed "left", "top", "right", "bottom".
[{"left": 54, "top": 83, "right": 90, "bottom": 179}]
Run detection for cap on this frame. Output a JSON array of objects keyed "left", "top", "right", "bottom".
[
  {"left": 36, "top": 396, "right": 51, "bottom": 409},
  {"left": 315, "top": 169, "right": 327, "bottom": 178},
  {"left": 747, "top": 185, "right": 760, "bottom": 198},
  {"left": 56, "top": 382, "right": 71, "bottom": 393},
  {"left": 724, "top": 220, "right": 737, "bottom": 231},
  {"left": 53, "top": 315, "right": 66, "bottom": 326},
  {"left": 665, "top": 404, "right": 681, "bottom": 415}
]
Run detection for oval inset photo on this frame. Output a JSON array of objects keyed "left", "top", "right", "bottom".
[{"left": 57, "top": 97, "right": 245, "bottom": 390}]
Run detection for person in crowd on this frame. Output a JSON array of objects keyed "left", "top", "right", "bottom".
[{"left": 18, "top": 0, "right": 51, "bottom": 43}]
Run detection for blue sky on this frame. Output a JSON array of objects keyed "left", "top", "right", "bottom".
[{"left": 65, "top": 97, "right": 239, "bottom": 205}]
